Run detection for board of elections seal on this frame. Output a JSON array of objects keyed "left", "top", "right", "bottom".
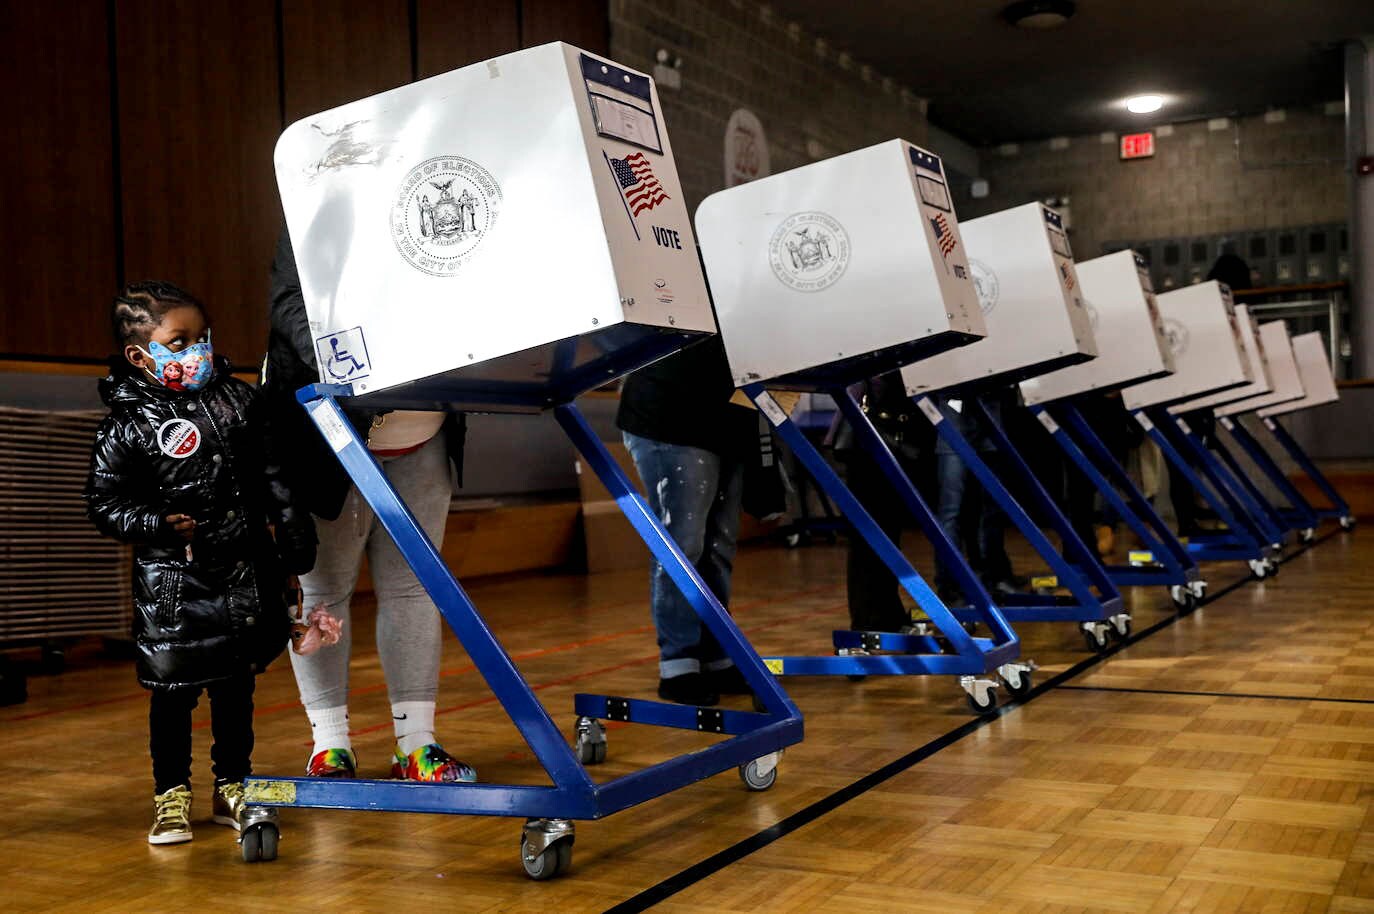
[
  {"left": 968, "top": 258, "right": 999, "bottom": 315},
  {"left": 1083, "top": 299, "right": 1100, "bottom": 329},
  {"left": 392, "top": 156, "right": 502, "bottom": 277},
  {"left": 768, "top": 212, "right": 850, "bottom": 292},
  {"left": 157, "top": 418, "right": 201, "bottom": 459},
  {"left": 1161, "top": 317, "right": 1189, "bottom": 356}
]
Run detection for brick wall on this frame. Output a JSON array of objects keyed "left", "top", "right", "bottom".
[
  {"left": 968, "top": 106, "right": 1347, "bottom": 260},
  {"left": 609, "top": 0, "right": 931, "bottom": 213}
]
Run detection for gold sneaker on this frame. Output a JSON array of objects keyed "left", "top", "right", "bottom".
[
  {"left": 148, "top": 785, "right": 193, "bottom": 845},
  {"left": 212, "top": 780, "right": 245, "bottom": 831}
]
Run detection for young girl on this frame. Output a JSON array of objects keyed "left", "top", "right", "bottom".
[{"left": 86, "top": 280, "right": 318, "bottom": 845}]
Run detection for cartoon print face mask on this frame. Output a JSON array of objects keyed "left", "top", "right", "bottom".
[{"left": 139, "top": 335, "right": 214, "bottom": 392}]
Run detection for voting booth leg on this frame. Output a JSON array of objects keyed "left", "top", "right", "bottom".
[
  {"left": 1148, "top": 408, "right": 1287, "bottom": 553},
  {"left": 742, "top": 385, "right": 1024, "bottom": 714},
  {"left": 1219, "top": 418, "right": 1322, "bottom": 538},
  {"left": 1207, "top": 424, "right": 1312, "bottom": 539},
  {"left": 240, "top": 387, "right": 803, "bottom": 879},
  {"left": 1036, "top": 404, "right": 1205, "bottom": 610},
  {"left": 1262, "top": 416, "right": 1356, "bottom": 529},
  {"left": 1133, "top": 408, "right": 1277, "bottom": 577},
  {"left": 911, "top": 395, "right": 1129, "bottom": 651}
]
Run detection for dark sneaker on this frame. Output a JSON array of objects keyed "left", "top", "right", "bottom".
[
  {"left": 709, "top": 664, "right": 753, "bottom": 696},
  {"left": 657, "top": 672, "right": 719, "bottom": 706}
]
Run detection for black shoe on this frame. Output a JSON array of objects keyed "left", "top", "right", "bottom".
[
  {"left": 709, "top": 664, "right": 753, "bottom": 696},
  {"left": 657, "top": 672, "right": 720, "bottom": 707}
]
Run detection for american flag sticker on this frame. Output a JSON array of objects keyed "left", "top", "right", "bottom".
[
  {"left": 1059, "top": 262, "right": 1076, "bottom": 291},
  {"left": 930, "top": 212, "right": 957, "bottom": 259},
  {"left": 609, "top": 151, "right": 669, "bottom": 216}
]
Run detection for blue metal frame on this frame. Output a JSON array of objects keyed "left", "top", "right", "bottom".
[
  {"left": 1134, "top": 407, "right": 1276, "bottom": 563},
  {"left": 1035, "top": 402, "right": 1202, "bottom": 592},
  {"left": 243, "top": 383, "right": 802, "bottom": 820},
  {"left": 742, "top": 383, "right": 1019, "bottom": 677},
  {"left": 911, "top": 395, "right": 1124, "bottom": 625},
  {"left": 1205, "top": 419, "right": 1312, "bottom": 535},
  {"left": 1260, "top": 414, "right": 1353, "bottom": 522},
  {"left": 1216, "top": 416, "right": 1320, "bottom": 531}
]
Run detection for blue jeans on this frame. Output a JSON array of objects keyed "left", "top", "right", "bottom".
[{"left": 622, "top": 432, "right": 744, "bottom": 679}]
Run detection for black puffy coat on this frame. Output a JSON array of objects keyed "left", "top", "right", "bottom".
[{"left": 85, "top": 359, "right": 315, "bottom": 689}]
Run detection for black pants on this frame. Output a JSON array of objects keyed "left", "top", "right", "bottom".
[
  {"left": 843, "top": 437, "right": 927, "bottom": 633},
  {"left": 149, "top": 674, "right": 255, "bottom": 794}
]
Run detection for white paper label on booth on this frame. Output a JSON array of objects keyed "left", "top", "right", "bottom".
[
  {"left": 1036, "top": 411, "right": 1060, "bottom": 434},
  {"left": 580, "top": 55, "right": 662, "bottom": 154},
  {"left": 1136, "top": 413, "right": 1155, "bottom": 431},
  {"left": 916, "top": 397, "right": 944, "bottom": 425},
  {"left": 754, "top": 392, "right": 789, "bottom": 427},
  {"left": 309, "top": 402, "right": 354, "bottom": 453}
]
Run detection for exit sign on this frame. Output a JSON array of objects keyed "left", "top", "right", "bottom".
[{"left": 1120, "top": 132, "right": 1155, "bottom": 160}]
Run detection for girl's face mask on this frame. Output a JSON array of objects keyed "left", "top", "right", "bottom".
[{"left": 139, "top": 333, "right": 214, "bottom": 392}]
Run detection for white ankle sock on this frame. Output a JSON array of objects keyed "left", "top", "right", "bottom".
[
  {"left": 307, "top": 706, "right": 351, "bottom": 755},
  {"left": 392, "top": 701, "right": 436, "bottom": 755}
]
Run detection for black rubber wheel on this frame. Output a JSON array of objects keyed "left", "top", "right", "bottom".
[
  {"left": 258, "top": 824, "right": 279, "bottom": 861},
  {"left": 522, "top": 840, "right": 570, "bottom": 880},
  {"left": 39, "top": 645, "right": 65, "bottom": 676},
  {"left": 1082, "top": 628, "right": 1108, "bottom": 654},
  {"left": 846, "top": 674, "right": 868, "bottom": 683},
  {"left": 1001, "top": 672, "right": 1032, "bottom": 698},
  {"left": 965, "top": 689, "right": 997, "bottom": 715},
  {"left": 241, "top": 826, "right": 261, "bottom": 863},
  {"left": 739, "top": 758, "right": 779, "bottom": 791},
  {"left": 1109, "top": 619, "right": 1133, "bottom": 642},
  {"left": 1171, "top": 592, "right": 1196, "bottom": 613},
  {"left": 1340, "top": 516, "right": 1356, "bottom": 531}
]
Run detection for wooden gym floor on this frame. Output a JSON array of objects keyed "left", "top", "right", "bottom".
[{"left": 2, "top": 526, "right": 1371, "bottom": 913}]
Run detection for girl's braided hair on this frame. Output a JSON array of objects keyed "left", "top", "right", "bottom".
[{"left": 111, "top": 280, "right": 208, "bottom": 348}]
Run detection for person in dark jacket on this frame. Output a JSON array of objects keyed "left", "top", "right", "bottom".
[
  {"left": 618, "top": 335, "right": 760, "bottom": 707},
  {"left": 263, "top": 229, "right": 475, "bottom": 783},
  {"left": 85, "top": 280, "right": 317, "bottom": 846}
]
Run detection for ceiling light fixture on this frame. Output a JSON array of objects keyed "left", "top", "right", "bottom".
[
  {"left": 1126, "top": 95, "right": 1164, "bottom": 114},
  {"left": 1002, "top": 0, "right": 1076, "bottom": 29}
]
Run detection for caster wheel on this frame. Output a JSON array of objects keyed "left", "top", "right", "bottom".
[
  {"left": 1340, "top": 515, "right": 1356, "bottom": 531},
  {"left": 240, "top": 822, "right": 279, "bottom": 863},
  {"left": 1081, "top": 624, "right": 1110, "bottom": 654},
  {"left": 573, "top": 718, "right": 607, "bottom": 766},
  {"left": 846, "top": 675, "right": 867, "bottom": 682},
  {"left": 1249, "top": 559, "right": 1269, "bottom": 580},
  {"left": 1266, "top": 560, "right": 1280, "bottom": 578},
  {"left": 965, "top": 689, "right": 997, "bottom": 715},
  {"left": 1170, "top": 585, "right": 1196, "bottom": 612},
  {"left": 1300, "top": 528, "right": 1316, "bottom": 544},
  {"left": 998, "top": 665, "right": 1033, "bottom": 698},
  {"left": 1108, "top": 617, "right": 1132, "bottom": 642},
  {"left": 521, "top": 839, "right": 572, "bottom": 880},
  {"left": 784, "top": 533, "right": 801, "bottom": 548},
  {"left": 739, "top": 754, "right": 779, "bottom": 791}
]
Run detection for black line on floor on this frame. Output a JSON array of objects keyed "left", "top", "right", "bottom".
[
  {"left": 600, "top": 528, "right": 1342, "bottom": 912},
  {"left": 1059, "top": 684, "right": 1374, "bottom": 705}
]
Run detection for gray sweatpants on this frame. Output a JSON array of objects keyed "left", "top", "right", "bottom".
[{"left": 289, "top": 433, "right": 452, "bottom": 710}]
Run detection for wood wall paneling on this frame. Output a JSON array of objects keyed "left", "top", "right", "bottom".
[
  {"left": 280, "top": 0, "right": 413, "bottom": 123},
  {"left": 415, "top": 0, "right": 520, "bottom": 79},
  {"left": 114, "top": 0, "right": 283, "bottom": 368},
  {"left": 3, "top": 1, "right": 118, "bottom": 359},
  {"left": 520, "top": 0, "right": 609, "bottom": 55}
]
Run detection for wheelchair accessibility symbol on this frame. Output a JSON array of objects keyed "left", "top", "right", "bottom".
[{"left": 315, "top": 327, "right": 371, "bottom": 383}]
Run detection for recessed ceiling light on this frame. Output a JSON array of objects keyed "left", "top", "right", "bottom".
[
  {"left": 1127, "top": 95, "right": 1165, "bottom": 114},
  {"left": 1002, "top": 0, "right": 1076, "bottom": 29}
]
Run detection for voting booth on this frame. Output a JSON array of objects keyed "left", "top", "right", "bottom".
[
  {"left": 1121, "top": 285, "right": 1280, "bottom": 573},
  {"left": 1169, "top": 305, "right": 1271, "bottom": 413},
  {"left": 247, "top": 43, "right": 803, "bottom": 879},
  {"left": 697, "top": 141, "right": 1030, "bottom": 713},
  {"left": 696, "top": 139, "right": 985, "bottom": 390},
  {"left": 901, "top": 202, "right": 1096, "bottom": 396},
  {"left": 1020, "top": 250, "right": 1172, "bottom": 405},
  {"left": 275, "top": 42, "right": 715, "bottom": 411},
  {"left": 1122, "top": 282, "right": 1252, "bottom": 410},
  {"left": 1014, "top": 249, "right": 1203, "bottom": 609},
  {"left": 1216, "top": 322, "right": 1304, "bottom": 418},
  {"left": 1221, "top": 331, "right": 1354, "bottom": 531}
]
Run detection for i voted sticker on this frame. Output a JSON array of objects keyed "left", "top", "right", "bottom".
[{"left": 157, "top": 418, "right": 201, "bottom": 459}]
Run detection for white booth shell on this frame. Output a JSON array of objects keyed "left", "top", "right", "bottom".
[
  {"left": 1020, "top": 249, "right": 1172, "bottom": 405},
  {"left": 1216, "top": 322, "right": 1304, "bottom": 417},
  {"left": 901, "top": 202, "right": 1096, "bottom": 396},
  {"left": 1169, "top": 305, "right": 1272, "bottom": 413},
  {"left": 695, "top": 140, "right": 984, "bottom": 389},
  {"left": 1260, "top": 332, "right": 1340, "bottom": 417},
  {"left": 274, "top": 42, "right": 712, "bottom": 408},
  {"left": 1122, "top": 281, "right": 1252, "bottom": 410}
]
